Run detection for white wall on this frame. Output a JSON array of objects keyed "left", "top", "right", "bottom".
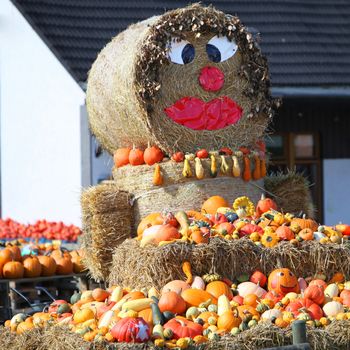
[
  {"left": 0, "top": 1, "right": 85, "bottom": 225},
  {"left": 323, "top": 159, "right": 350, "bottom": 225}
]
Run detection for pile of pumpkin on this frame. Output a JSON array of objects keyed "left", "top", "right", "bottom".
[
  {"left": 114, "top": 145, "right": 266, "bottom": 185},
  {"left": 137, "top": 194, "right": 350, "bottom": 247},
  {"left": 5, "top": 262, "right": 350, "bottom": 348},
  {"left": 0, "top": 246, "right": 85, "bottom": 279}
]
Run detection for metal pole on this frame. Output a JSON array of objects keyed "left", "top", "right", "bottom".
[{"left": 292, "top": 320, "right": 307, "bottom": 344}]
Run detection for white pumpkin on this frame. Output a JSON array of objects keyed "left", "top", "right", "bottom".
[
  {"left": 237, "top": 282, "right": 267, "bottom": 298},
  {"left": 191, "top": 276, "right": 205, "bottom": 290},
  {"left": 323, "top": 301, "right": 344, "bottom": 317},
  {"left": 324, "top": 283, "right": 339, "bottom": 298},
  {"left": 261, "top": 309, "right": 282, "bottom": 321}
]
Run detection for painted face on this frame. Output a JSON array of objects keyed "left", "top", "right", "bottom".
[
  {"left": 164, "top": 35, "right": 243, "bottom": 131},
  {"left": 267, "top": 268, "right": 300, "bottom": 296}
]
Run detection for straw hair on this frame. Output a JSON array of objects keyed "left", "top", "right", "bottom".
[
  {"left": 87, "top": 4, "right": 276, "bottom": 155},
  {"left": 264, "top": 170, "right": 315, "bottom": 218},
  {"left": 109, "top": 238, "right": 350, "bottom": 290},
  {"left": 81, "top": 182, "right": 133, "bottom": 282}
]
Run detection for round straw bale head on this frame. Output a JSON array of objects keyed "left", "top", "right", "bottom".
[{"left": 87, "top": 4, "right": 275, "bottom": 155}]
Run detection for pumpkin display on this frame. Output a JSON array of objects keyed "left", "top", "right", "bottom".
[
  {"left": 268, "top": 269, "right": 300, "bottom": 295},
  {"left": 111, "top": 317, "right": 150, "bottom": 343},
  {"left": 158, "top": 291, "right": 187, "bottom": 314},
  {"left": 164, "top": 317, "right": 202, "bottom": 339}
]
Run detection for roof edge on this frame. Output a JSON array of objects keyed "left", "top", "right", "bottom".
[{"left": 272, "top": 87, "right": 350, "bottom": 98}]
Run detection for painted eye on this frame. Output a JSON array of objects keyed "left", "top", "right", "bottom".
[
  {"left": 168, "top": 39, "right": 195, "bottom": 65},
  {"left": 278, "top": 272, "right": 285, "bottom": 277},
  {"left": 289, "top": 272, "right": 294, "bottom": 277},
  {"left": 206, "top": 36, "right": 237, "bottom": 63}
]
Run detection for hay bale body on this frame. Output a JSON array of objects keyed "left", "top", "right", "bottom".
[
  {"left": 87, "top": 5, "right": 274, "bottom": 154},
  {"left": 114, "top": 158, "right": 263, "bottom": 223},
  {"left": 109, "top": 238, "right": 350, "bottom": 290},
  {"left": 81, "top": 182, "right": 133, "bottom": 281}
]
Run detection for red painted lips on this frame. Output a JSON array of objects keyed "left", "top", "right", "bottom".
[{"left": 164, "top": 96, "right": 243, "bottom": 131}]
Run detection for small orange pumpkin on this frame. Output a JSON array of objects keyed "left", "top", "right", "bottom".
[
  {"left": 92, "top": 288, "right": 110, "bottom": 302},
  {"left": 3, "top": 261, "right": 24, "bottom": 279},
  {"left": 129, "top": 147, "right": 144, "bottom": 166},
  {"left": 298, "top": 228, "right": 314, "bottom": 241},
  {"left": 113, "top": 148, "right": 131, "bottom": 168},
  {"left": 154, "top": 224, "right": 180, "bottom": 244},
  {"left": 256, "top": 194, "right": 277, "bottom": 217},
  {"left": 144, "top": 145, "right": 164, "bottom": 165},
  {"left": 291, "top": 215, "right": 318, "bottom": 232},
  {"left": 137, "top": 213, "right": 164, "bottom": 237},
  {"left": 201, "top": 196, "right": 229, "bottom": 215},
  {"left": 23, "top": 256, "right": 42, "bottom": 278},
  {"left": 275, "top": 225, "right": 295, "bottom": 241},
  {"left": 37, "top": 255, "right": 57, "bottom": 276},
  {"left": 0, "top": 248, "right": 14, "bottom": 266},
  {"left": 158, "top": 291, "right": 187, "bottom": 314},
  {"left": 217, "top": 310, "right": 241, "bottom": 331},
  {"left": 206, "top": 281, "right": 233, "bottom": 300}
]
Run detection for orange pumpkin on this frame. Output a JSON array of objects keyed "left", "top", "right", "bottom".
[
  {"left": 268, "top": 268, "right": 300, "bottom": 295},
  {"left": 243, "top": 294, "right": 260, "bottom": 307},
  {"left": 329, "top": 272, "right": 345, "bottom": 284},
  {"left": 191, "top": 230, "right": 209, "bottom": 244},
  {"left": 114, "top": 148, "right": 131, "bottom": 168},
  {"left": 37, "top": 255, "right": 57, "bottom": 276},
  {"left": 137, "top": 213, "right": 164, "bottom": 237},
  {"left": 119, "top": 291, "right": 145, "bottom": 303},
  {"left": 153, "top": 224, "right": 180, "bottom": 244},
  {"left": 256, "top": 194, "right": 277, "bottom": 217},
  {"left": 0, "top": 248, "right": 14, "bottom": 265},
  {"left": 3, "top": 261, "right": 24, "bottom": 279},
  {"left": 92, "top": 288, "right": 110, "bottom": 302},
  {"left": 206, "top": 281, "right": 233, "bottom": 300},
  {"left": 129, "top": 147, "right": 144, "bottom": 165},
  {"left": 158, "top": 291, "right": 187, "bottom": 314},
  {"left": 55, "top": 255, "right": 73, "bottom": 275},
  {"left": 197, "top": 311, "right": 217, "bottom": 323},
  {"left": 7, "top": 245, "right": 21, "bottom": 262},
  {"left": 70, "top": 251, "right": 85, "bottom": 273},
  {"left": 201, "top": 196, "right": 229, "bottom": 215},
  {"left": 237, "top": 305, "right": 260, "bottom": 319},
  {"left": 181, "top": 289, "right": 217, "bottom": 307},
  {"left": 217, "top": 310, "right": 241, "bottom": 331},
  {"left": 23, "top": 256, "right": 42, "bottom": 278},
  {"left": 138, "top": 308, "right": 153, "bottom": 327},
  {"left": 309, "top": 279, "right": 327, "bottom": 291},
  {"left": 275, "top": 225, "right": 295, "bottom": 241},
  {"left": 298, "top": 228, "right": 314, "bottom": 241},
  {"left": 291, "top": 215, "right": 318, "bottom": 232},
  {"left": 304, "top": 285, "right": 325, "bottom": 305},
  {"left": 16, "top": 321, "right": 34, "bottom": 334},
  {"left": 143, "top": 145, "right": 164, "bottom": 165}
]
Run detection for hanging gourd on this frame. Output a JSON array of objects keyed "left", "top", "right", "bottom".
[
  {"left": 182, "top": 261, "right": 193, "bottom": 284},
  {"left": 252, "top": 152, "right": 261, "bottom": 180},
  {"left": 260, "top": 157, "right": 267, "bottom": 178},
  {"left": 194, "top": 158, "right": 205, "bottom": 180},
  {"left": 153, "top": 164, "right": 163, "bottom": 186},
  {"left": 232, "top": 155, "right": 241, "bottom": 177},
  {"left": 209, "top": 153, "right": 218, "bottom": 178},
  {"left": 182, "top": 158, "right": 192, "bottom": 178},
  {"left": 220, "top": 156, "right": 230, "bottom": 175},
  {"left": 243, "top": 155, "right": 251, "bottom": 182}
]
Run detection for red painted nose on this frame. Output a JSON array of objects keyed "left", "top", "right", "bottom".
[{"left": 199, "top": 66, "right": 225, "bottom": 92}]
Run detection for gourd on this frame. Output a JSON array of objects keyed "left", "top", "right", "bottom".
[
  {"left": 209, "top": 154, "right": 217, "bottom": 177},
  {"left": 232, "top": 156, "right": 241, "bottom": 177},
  {"left": 181, "top": 289, "right": 217, "bottom": 307},
  {"left": 260, "top": 157, "right": 267, "bottom": 177},
  {"left": 175, "top": 211, "right": 190, "bottom": 235},
  {"left": 194, "top": 157, "right": 205, "bottom": 179},
  {"left": 243, "top": 155, "right": 251, "bottom": 182},
  {"left": 261, "top": 309, "right": 282, "bottom": 321},
  {"left": 182, "top": 158, "right": 192, "bottom": 178},
  {"left": 252, "top": 153, "right": 261, "bottom": 180},
  {"left": 217, "top": 295, "right": 231, "bottom": 316},
  {"left": 122, "top": 298, "right": 153, "bottom": 312},
  {"left": 153, "top": 164, "right": 163, "bottom": 186},
  {"left": 172, "top": 152, "right": 185, "bottom": 162},
  {"left": 182, "top": 261, "right": 193, "bottom": 284},
  {"left": 196, "top": 149, "right": 209, "bottom": 159},
  {"left": 261, "top": 232, "right": 279, "bottom": 248},
  {"left": 191, "top": 276, "right": 205, "bottom": 290},
  {"left": 151, "top": 302, "right": 165, "bottom": 325},
  {"left": 152, "top": 324, "right": 164, "bottom": 339},
  {"left": 220, "top": 156, "right": 229, "bottom": 175},
  {"left": 110, "top": 286, "right": 123, "bottom": 302}
]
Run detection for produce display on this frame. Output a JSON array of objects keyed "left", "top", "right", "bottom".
[
  {"left": 4, "top": 262, "right": 350, "bottom": 348},
  {"left": 0, "top": 246, "right": 85, "bottom": 279},
  {"left": 0, "top": 218, "right": 81, "bottom": 242},
  {"left": 137, "top": 194, "right": 350, "bottom": 248}
]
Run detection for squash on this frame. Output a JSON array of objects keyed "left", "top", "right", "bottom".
[
  {"left": 291, "top": 215, "right": 318, "bottom": 232},
  {"left": 323, "top": 301, "right": 344, "bottom": 317},
  {"left": 110, "top": 286, "right": 123, "bottom": 303},
  {"left": 153, "top": 164, "right": 163, "bottom": 186},
  {"left": 261, "top": 232, "right": 279, "bottom": 248},
  {"left": 181, "top": 289, "right": 217, "bottom": 307},
  {"left": 256, "top": 194, "right": 277, "bottom": 217},
  {"left": 206, "top": 281, "right": 233, "bottom": 300},
  {"left": 217, "top": 295, "right": 231, "bottom": 316},
  {"left": 304, "top": 285, "right": 325, "bottom": 305},
  {"left": 182, "top": 261, "right": 193, "bottom": 284},
  {"left": 252, "top": 153, "right": 261, "bottom": 180},
  {"left": 154, "top": 224, "right": 180, "bottom": 244},
  {"left": 182, "top": 159, "right": 192, "bottom": 178},
  {"left": 324, "top": 283, "right": 339, "bottom": 299},
  {"left": 217, "top": 310, "right": 241, "bottom": 331},
  {"left": 92, "top": 288, "right": 110, "bottom": 302},
  {"left": 162, "top": 280, "right": 190, "bottom": 295},
  {"left": 242, "top": 155, "right": 251, "bottom": 182},
  {"left": 158, "top": 292, "right": 186, "bottom": 315},
  {"left": 209, "top": 154, "right": 217, "bottom": 178},
  {"left": 191, "top": 276, "right": 205, "bottom": 290},
  {"left": 175, "top": 211, "right": 190, "bottom": 235},
  {"left": 140, "top": 225, "right": 162, "bottom": 247},
  {"left": 275, "top": 225, "right": 294, "bottom": 241},
  {"left": 260, "top": 157, "right": 267, "bottom": 178},
  {"left": 3, "top": 261, "right": 24, "bottom": 279},
  {"left": 152, "top": 324, "right": 164, "bottom": 339},
  {"left": 122, "top": 298, "right": 153, "bottom": 312},
  {"left": 220, "top": 156, "right": 230, "bottom": 175},
  {"left": 151, "top": 302, "right": 165, "bottom": 325},
  {"left": 195, "top": 158, "right": 205, "bottom": 179},
  {"left": 232, "top": 156, "right": 241, "bottom": 177},
  {"left": 268, "top": 268, "right": 300, "bottom": 295},
  {"left": 172, "top": 152, "right": 185, "bottom": 163},
  {"left": 137, "top": 213, "right": 163, "bottom": 237},
  {"left": 23, "top": 256, "right": 42, "bottom": 278}
]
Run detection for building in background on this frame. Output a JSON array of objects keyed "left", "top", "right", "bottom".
[{"left": 1, "top": 0, "right": 350, "bottom": 225}]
